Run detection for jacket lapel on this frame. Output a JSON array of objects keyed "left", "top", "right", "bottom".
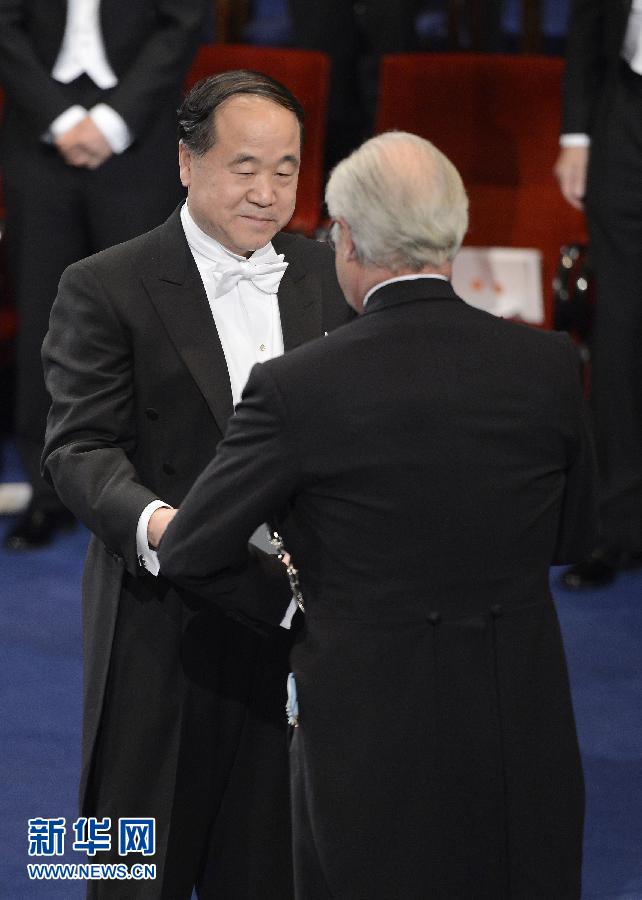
[
  {"left": 277, "top": 264, "right": 323, "bottom": 351},
  {"left": 144, "top": 210, "right": 234, "bottom": 436},
  {"left": 145, "top": 218, "right": 325, "bottom": 433},
  {"left": 274, "top": 236, "right": 323, "bottom": 350}
]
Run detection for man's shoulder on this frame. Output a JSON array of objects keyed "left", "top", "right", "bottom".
[
  {"left": 268, "top": 293, "right": 575, "bottom": 372},
  {"left": 461, "top": 304, "right": 581, "bottom": 392},
  {"left": 70, "top": 210, "right": 183, "bottom": 279},
  {"left": 262, "top": 313, "right": 356, "bottom": 381},
  {"left": 494, "top": 311, "right": 574, "bottom": 355}
]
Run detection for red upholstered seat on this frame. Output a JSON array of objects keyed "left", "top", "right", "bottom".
[
  {"left": 185, "top": 44, "right": 330, "bottom": 237},
  {"left": 376, "top": 53, "right": 588, "bottom": 328}
]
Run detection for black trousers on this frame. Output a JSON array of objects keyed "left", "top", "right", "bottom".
[
  {"left": 1, "top": 76, "right": 184, "bottom": 507},
  {"left": 585, "top": 62, "right": 642, "bottom": 555},
  {"left": 287, "top": 0, "right": 420, "bottom": 171},
  {"left": 85, "top": 577, "right": 294, "bottom": 899},
  {"left": 290, "top": 728, "right": 333, "bottom": 900}
]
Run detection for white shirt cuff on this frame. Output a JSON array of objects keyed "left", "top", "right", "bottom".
[
  {"left": 136, "top": 499, "right": 171, "bottom": 576},
  {"left": 89, "top": 103, "right": 133, "bottom": 154},
  {"left": 279, "top": 598, "right": 299, "bottom": 630},
  {"left": 46, "top": 105, "right": 88, "bottom": 142},
  {"left": 560, "top": 133, "right": 591, "bottom": 148}
]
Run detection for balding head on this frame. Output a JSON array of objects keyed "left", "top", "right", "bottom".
[{"left": 325, "top": 132, "right": 468, "bottom": 274}]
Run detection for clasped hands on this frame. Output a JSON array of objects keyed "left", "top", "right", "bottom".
[{"left": 55, "top": 115, "right": 113, "bottom": 169}]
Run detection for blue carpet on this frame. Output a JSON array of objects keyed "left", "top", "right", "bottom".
[
  {"left": 1, "top": 517, "right": 87, "bottom": 898},
  {"left": 552, "top": 565, "right": 642, "bottom": 899},
  {"left": 2, "top": 439, "right": 641, "bottom": 898}
]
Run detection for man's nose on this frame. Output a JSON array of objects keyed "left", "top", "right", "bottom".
[{"left": 247, "top": 174, "right": 275, "bottom": 206}]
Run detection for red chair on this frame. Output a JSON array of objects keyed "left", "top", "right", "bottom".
[
  {"left": 375, "top": 53, "right": 588, "bottom": 328},
  {"left": 185, "top": 44, "right": 330, "bottom": 237}
]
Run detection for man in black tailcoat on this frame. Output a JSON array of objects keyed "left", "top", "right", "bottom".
[
  {"left": 158, "top": 131, "right": 598, "bottom": 898},
  {"left": 555, "top": 0, "right": 642, "bottom": 587},
  {"left": 42, "top": 72, "right": 350, "bottom": 898},
  {"left": 0, "top": 0, "right": 206, "bottom": 548}
]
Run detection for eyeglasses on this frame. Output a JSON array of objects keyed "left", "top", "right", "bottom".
[{"left": 326, "top": 218, "right": 340, "bottom": 252}]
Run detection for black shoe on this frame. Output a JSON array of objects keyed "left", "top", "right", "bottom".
[
  {"left": 3, "top": 504, "right": 76, "bottom": 550},
  {"left": 561, "top": 553, "right": 617, "bottom": 590}
]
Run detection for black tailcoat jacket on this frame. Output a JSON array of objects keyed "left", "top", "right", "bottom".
[
  {"left": 561, "top": 0, "right": 632, "bottom": 136},
  {"left": 42, "top": 207, "right": 350, "bottom": 897},
  {"left": 561, "top": 0, "right": 642, "bottom": 555},
  {"left": 159, "top": 278, "right": 598, "bottom": 899},
  {"left": 0, "top": 0, "right": 206, "bottom": 509}
]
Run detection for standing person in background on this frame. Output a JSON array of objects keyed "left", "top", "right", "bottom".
[
  {"left": 158, "top": 131, "right": 597, "bottom": 899},
  {"left": 287, "top": 0, "right": 420, "bottom": 171},
  {"left": 554, "top": 0, "right": 642, "bottom": 588},
  {"left": 0, "top": 0, "right": 206, "bottom": 549},
  {"left": 42, "top": 71, "right": 351, "bottom": 898}
]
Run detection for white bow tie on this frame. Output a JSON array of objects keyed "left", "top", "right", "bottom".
[{"left": 210, "top": 258, "right": 288, "bottom": 299}]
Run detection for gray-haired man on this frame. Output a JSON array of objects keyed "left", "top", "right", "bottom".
[{"left": 159, "top": 131, "right": 597, "bottom": 898}]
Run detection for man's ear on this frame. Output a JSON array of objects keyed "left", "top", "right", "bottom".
[
  {"left": 342, "top": 221, "right": 358, "bottom": 262},
  {"left": 178, "top": 142, "right": 192, "bottom": 188}
]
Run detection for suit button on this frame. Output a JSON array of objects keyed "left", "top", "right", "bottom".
[
  {"left": 427, "top": 611, "right": 441, "bottom": 625},
  {"left": 145, "top": 407, "right": 159, "bottom": 420},
  {"left": 490, "top": 604, "right": 504, "bottom": 618},
  {"left": 162, "top": 463, "right": 175, "bottom": 475}
]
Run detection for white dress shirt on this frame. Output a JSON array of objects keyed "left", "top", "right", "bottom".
[
  {"left": 180, "top": 204, "right": 286, "bottom": 407},
  {"left": 48, "top": 0, "right": 132, "bottom": 153},
  {"left": 138, "top": 205, "right": 297, "bottom": 627}
]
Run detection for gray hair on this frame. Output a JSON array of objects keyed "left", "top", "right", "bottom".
[{"left": 325, "top": 131, "right": 468, "bottom": 271}]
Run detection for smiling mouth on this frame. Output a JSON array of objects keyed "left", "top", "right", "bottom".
[{"left": 241, "top": 215, "right": 275, "bottom": 223}]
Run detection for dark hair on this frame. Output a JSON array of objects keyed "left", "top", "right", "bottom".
[{"left": 178, "top": 69, "right": 305, "bottom": 156}]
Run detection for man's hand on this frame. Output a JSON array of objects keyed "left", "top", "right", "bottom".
[
  {"left": 554, "top": 145, "right": 589, "bottom": 211},
  {"left": 55, "top": 116, "right": 113, "bottom": 169},
  {"left": 148, "top": 507, "right": 177, "bottom": 550}
]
